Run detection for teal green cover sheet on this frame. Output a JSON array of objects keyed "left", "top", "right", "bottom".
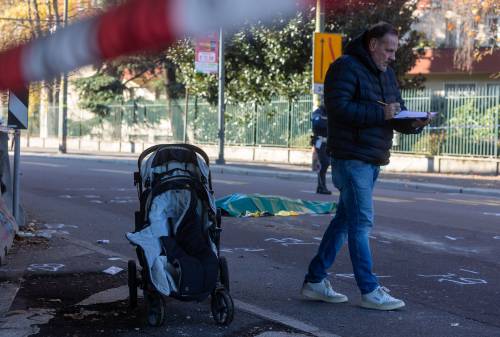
[{"left": 215, "top": 193, "right": 336, "bottom": 217}]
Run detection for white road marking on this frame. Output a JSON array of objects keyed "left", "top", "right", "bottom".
[
  {"left": 460, "top": 268, "right": 479, "bottom": 274},
  {"left": 221, "top": 248, "right": 265, "bottom": 253},
  {"left": 89, "top": 168, "right": 131, "bottom": 174},
  {"left": 44, "top": 224, "right": 78, "bottom": 229},
  {"left": 483, "top": 212, "right": 500, "bottom": 217},
  {"left": 373, "top": 196, "right": 410, "bottom": 203},
  {"left": 23, "top": 161, "right": 66, "bottom": 167},
  {"left": 212, "top": 179, "right": 248, "bottom": 185}
]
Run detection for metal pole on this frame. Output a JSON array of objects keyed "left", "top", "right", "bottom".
[
  {"left": 58, "top": 0, "right": 69, "bottom": 153},
  {"left": 12, "top": 130, "right": 20, "bottom": 223},
  {"left": 312, "top": 0, "right": 325, "bottom": 109},
  {"left": 183, "top": 90, "right": 189, "bottom": 143},
  {"left": 216, "top": 27, "right": 226, "bottom": 164}
]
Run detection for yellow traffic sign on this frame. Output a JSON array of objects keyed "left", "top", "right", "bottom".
[{"left": 313, "top": 32, "right": 342, "bottom": 94}]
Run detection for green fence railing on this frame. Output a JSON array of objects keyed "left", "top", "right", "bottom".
[{"left": 8, "top": 86, "right": 500, "bottom": 158}]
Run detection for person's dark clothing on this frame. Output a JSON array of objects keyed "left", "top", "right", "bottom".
[
  {"left": 311, "top": 106, "right": 331, "bottom": 194},
  {"left": 324, "top": 32, "right": 422, "bottom": 166}
]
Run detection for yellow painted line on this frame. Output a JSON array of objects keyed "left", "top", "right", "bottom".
[{"left": 415, "top": 197, "right": 500, "bottom": 207}]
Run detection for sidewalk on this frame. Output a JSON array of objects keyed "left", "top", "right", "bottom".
[
  {"left": 20, "top": 149, "right": 500, "bottom": 197},
  {"left": 0, "top": 231, "right": 321, "bottom": 337}
]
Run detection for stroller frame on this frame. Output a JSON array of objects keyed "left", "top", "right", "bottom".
[{"left": 127, "top": 144, "right": 233, "bottom": 326}]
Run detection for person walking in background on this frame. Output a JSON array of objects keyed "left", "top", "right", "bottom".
[
  {"left": 311, "top": 103, "right": 332, "bottom": 195},
  {"left": 301, "top": 22, "right": 432, "bottom": 310}
]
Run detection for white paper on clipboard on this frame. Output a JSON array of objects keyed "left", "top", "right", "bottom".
[{"left": 393, "top": 111, "right": 437, "bottom": 119}]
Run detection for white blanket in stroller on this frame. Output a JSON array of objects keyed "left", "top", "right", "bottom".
[{"left": 126, "top": 190, "right": 193, "bottom": 296}]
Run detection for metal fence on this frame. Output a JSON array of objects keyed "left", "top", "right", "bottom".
[{"left": 6, "top": 86, "right": 500, "bottom": 158}]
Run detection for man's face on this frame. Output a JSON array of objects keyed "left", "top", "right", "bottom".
[{"left": 368, "top": 33, "right": 398, "bottom": 72}]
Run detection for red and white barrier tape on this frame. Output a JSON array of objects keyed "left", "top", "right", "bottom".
[{"left": 0, "top": 0, "right": 301, "bottom": 91}]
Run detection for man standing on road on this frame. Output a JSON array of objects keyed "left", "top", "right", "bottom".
[
  {"left": 301, "top": 22, "right": 432, "bottom": 310},
  {"left": 311, "top": 103, "right": 332, "bottom": 195}
]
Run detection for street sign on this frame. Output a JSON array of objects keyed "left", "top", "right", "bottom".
[
  {"left": 8, "top": 87, "right": 29, "bottom": 129},
  {"left": 313, "top": 32, "right": 342, "bottom": 95},
  {"left": 195, "top": 32, "right": 219, "bottom": 74}
]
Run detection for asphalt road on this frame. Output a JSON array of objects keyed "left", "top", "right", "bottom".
[{"left": 16, "top": 154, "right": 500, "bottom": 337}]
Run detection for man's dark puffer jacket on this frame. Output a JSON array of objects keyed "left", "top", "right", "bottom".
[{"left": 324, "top": 31, "right": 421, "bottom": 166}]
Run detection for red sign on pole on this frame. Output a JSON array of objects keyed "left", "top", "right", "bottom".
[{"left": 195, "top": 32, "right": 219, "bottom": 74}]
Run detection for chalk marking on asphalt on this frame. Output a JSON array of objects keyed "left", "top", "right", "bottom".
[
  {"left": 335, "top": 273, "right": 391, "bottom": 279},
  {"left": 57, "top": 237, "right": 339, "bottom": 337},
  {"left": 417, "top": 273, "right": 487, "bottom": 285},
  {"left": 265, "top": 238, "right": 318, "bottom": 246},
  {"left": 459, "top": 268, "right": 479, "bottom": 274},
  {"left": 27, "top": 263, "right": 65, "bottom": 272},
  {"left": 233, "top": 299, "right": 341, "bottom": 337},
  {"left": 445, "top": 236, "right": 463, "bottom": 241},
  {"left": 89, "top": 168, "right": 131, "bottom": 174},
  {"left": 23, "top": 161, "right": 66, "bottom": 168}
]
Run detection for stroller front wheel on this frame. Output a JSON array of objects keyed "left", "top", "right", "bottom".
[
  {"left": 211, "top": 288, "right": 234, "bottom": 326},
  {"left": 146, "top": 291, "right": 166, "bottom": 327}
]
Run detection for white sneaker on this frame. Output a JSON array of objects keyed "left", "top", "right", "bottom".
[
  {"left": 361, "top": 286, "right": 405, "bottom": 310},
  {"left": 301, "top": 279, "right": 348, "bottom": 303}
]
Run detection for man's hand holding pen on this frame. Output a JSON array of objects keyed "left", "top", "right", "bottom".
[{"left": 378, "top": 101, "right": 401, "bottom": 120}]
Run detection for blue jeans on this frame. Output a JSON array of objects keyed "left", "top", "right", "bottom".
[{"left": 305, "top": 159, "right": 380, "bottom": 294}]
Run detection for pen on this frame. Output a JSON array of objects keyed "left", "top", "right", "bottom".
[{"left": 377, "top": 100, "right": 400, "bottom": 115}]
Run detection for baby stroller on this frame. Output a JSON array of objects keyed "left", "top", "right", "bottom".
[{"left": 126, "top": 144, "right": 233, "bottom": 326}]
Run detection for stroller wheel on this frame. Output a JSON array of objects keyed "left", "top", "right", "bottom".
[
  {"left": 128, "top": 260, "right": 138, "bottom": 309},
  {"left": 219, "top": 257, "right": 230, "bottom": 291},
  {"left": 211, "top": 288, "right": 234, "bottom": 326},
  {"left": 146, "top": 291, "right": 166, "bottom": 327}
]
